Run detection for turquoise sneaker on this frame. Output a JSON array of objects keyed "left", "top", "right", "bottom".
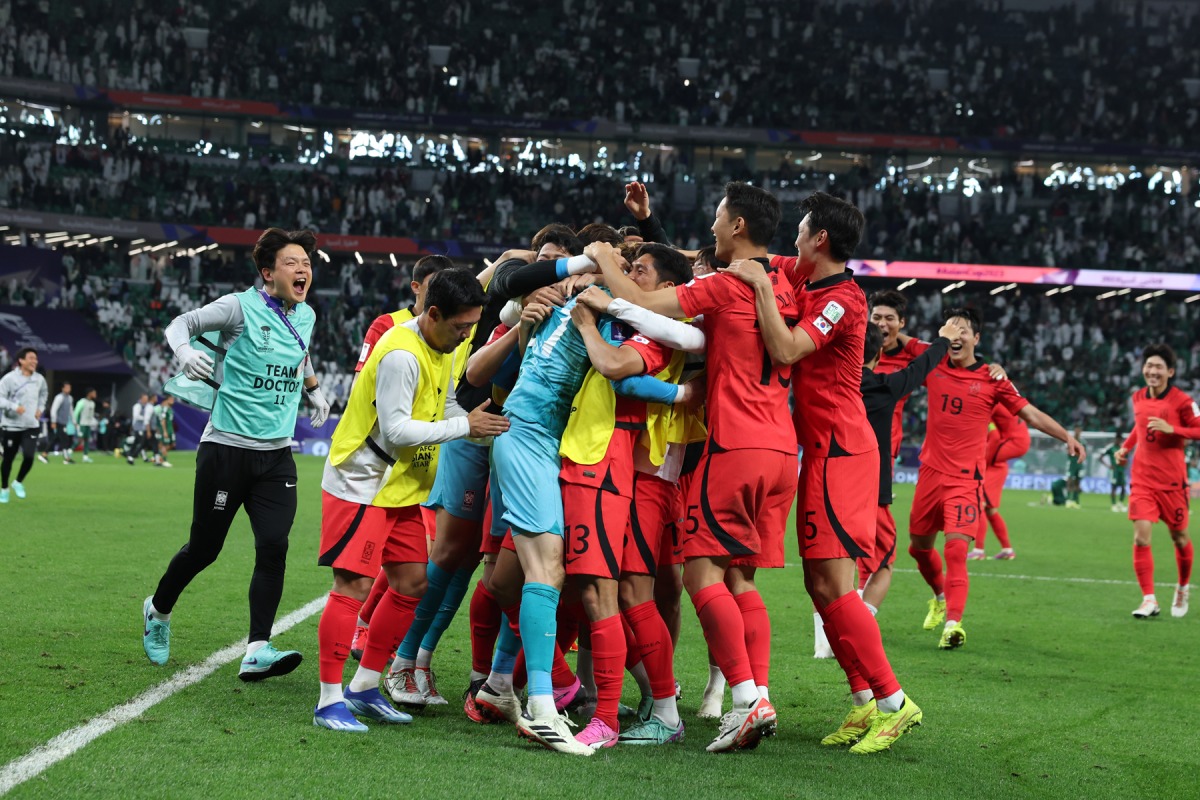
[
  {"left": 618, "top": 716, "right": 685, "bottom": 745},
  {"left": 11, "top": 481, "right": 25, "bottom": 499},
  {"left": 342, "top": 687, "right": 413, "bottom": 724},
  {"left": 0, "top": 488, "right": 9, "bottom": 504},
  {"left": 142, "top": 596, "right": 170, "bottom": 665},
  {"left": 313, "top": 701, "right": 368, "bottom": 732},
  {"left": 238, "top": 643, "right": 303, "bottom": 682},
  {"left": 618, "top": 694, "right": 653, "bottom": 723}
]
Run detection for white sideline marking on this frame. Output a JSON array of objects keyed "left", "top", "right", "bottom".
[{"left": 0, "top": 595, "right": 326, "bottom": 796}]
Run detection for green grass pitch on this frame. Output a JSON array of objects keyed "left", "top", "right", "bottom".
[{"left": 0, "top": 452, "right": 1194, "bottom": 799}]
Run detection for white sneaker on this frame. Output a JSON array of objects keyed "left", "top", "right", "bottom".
[
  {"left": 1171, "top": 585, "right": 1190, "bottom": 618},
  {"left": 1132, "top": 597, "right": 1160, "bottom": 619},
  {"left": 414, "top": 667, "right": 448, "bottom": 705},
  {"left": 161, "top": 461, "right": 173, "bottom": 468},
  {"left": 37, "top": 453, "right": 48, "bottom": 464},
  {"left": 706, "top": 696, "right": 777, "bottom": 753},
  {"left": 517, "top": 713, "right": 593, "bottom": 755},
  {"left": 82, "top": 455, "right": 93, "bottom": 463},
  {"left": 966, "top": 548, "right": 987, "bottom": 561},
  {"left": 384, "top": 667, "right": 426, "bottom": 707},
  {"left": 473, "top": 682, "right": 521, "bottom": 723}
]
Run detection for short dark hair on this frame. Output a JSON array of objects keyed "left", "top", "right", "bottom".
[
  {"left": 413, "top": 254, "right": 454, "bottom": 285},
  {"left": 531, "top": 223, "right": 583, "bottom": 256},
  {"left": 693, "top": 245, "right": 723, "bottom": 271},
  {"left": 1143, "top": 343, "right": 1177, "bottom": 371},
  {"left": 85, "top": 386, "right": 96, "bottom": 395},
  {"left": 869, "top": 289, "right": 908, "bottom": 319},
  {"left": 576, "top": 223, "right": 623, "bottom": 247},
  {"left": 425, "top": 268, "right": 487, "bottom": 319},
  {"left": 723, "top": 182, "right": 781, "bottom": 247},
  {"left": 617, "top": 225, "right": 643, "bottom": 239},
  {"left": 798, "top": 191, "right": 864, "bottom": 262},
  {"left": 863, "top": 322, "right": 884, "bottom": 364},
  {"left": 636, "top": 243, "right": 692, "bottom": 286},
  {"left": 15, "top": 347, "right": 36, "bottom": 362},
  {"left": 252, "top": 228, "right": 317, "bottom": 275},
  {"left": 943, "top": 306, "right": 983, "bottom": 335}
]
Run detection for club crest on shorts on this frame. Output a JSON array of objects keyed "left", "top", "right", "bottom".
[
  {"left": 214, "top": 490, "right": 229, "bottom": 510},
  {"left": 463, "top": 489, "right": 476, "bottom": 509},
  {"left": 821, "top": 301, "right": 845, "bottom": 323},
  {"left": 813, "top": 316, "right": 832, "bottom": 335}
]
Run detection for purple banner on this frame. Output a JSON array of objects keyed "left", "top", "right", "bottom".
[
  {"left": 170, "top": 402, "right": 339, "bottom": 451},
  {"left": 0, "top": 245, "right": 64, "bottom": 295},
  {"left": 0, "top": 305, "right": 131, "bottom": 374}
]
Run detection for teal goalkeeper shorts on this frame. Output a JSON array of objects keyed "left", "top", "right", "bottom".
[{"left": 488, "top": 416, "right": 564, "bottom": 537}]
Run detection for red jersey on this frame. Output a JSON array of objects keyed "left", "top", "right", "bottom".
[
  {"left": 920, "top": 358, "right": 1029, "bottom": 480},
  {"left": 355, "top": 307, "right": 415, "bottom": 371},
  {"left": 790, "top": 270, "right": 875, "bottom": 455},
  {"left": 1122, "top": 385, "right": 1200, "bottom": 490},
  {"left": 676, "top": 262, "right": 797, "bottom": 453},
  {"left": 876, "top": 338, "right": 931, "bottom": 459}
]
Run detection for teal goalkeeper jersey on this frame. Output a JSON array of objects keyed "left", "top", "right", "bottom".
[{"left": 503, "top": 294, "right": 620, "bottom": 438}]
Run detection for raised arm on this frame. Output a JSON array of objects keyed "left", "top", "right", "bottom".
[
  {"left": 1017, "top": 403, "right": 1086, "bottom": 462},
  {"left": 577, "top": 288, "right": 706, "bottom": 354}
]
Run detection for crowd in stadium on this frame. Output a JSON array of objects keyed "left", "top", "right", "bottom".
[
  {"left": 3, "top": 224, "right": 1196, "bottom": 442},
  {"left": 4, "top": 132, "right": 1197, "bottom": 274},
  {"left": 3, "top": 0, "right": 1198, "bottom": 145}
]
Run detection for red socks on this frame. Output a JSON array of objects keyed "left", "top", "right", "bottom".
[
  {"left": 622, "top": 601, "right": 675, "bottom": 699},
  {"left": 1177, "top": 540, "right": 1194, "bottom": 586},
  {"left": 987, "top": 510, "right": 1011, "bottom": 549},
  {"left": 317, "top": 591, "right": 363, "bottom": 684},
  {"left": 734, "top": 590, "right": 771, "bottom": 688},
  {"left": 691, "top": 583, "right": 753, "bottom": 687},
  {"left": 590, "top": 614, "right": 625, "bottom": 729},
  {"left": 822, "top": 591, "right": 900, "bottom": 699},
  {"left": 944, "top": 538, "right": 970, "bottom": 622},
  {"left": 820, "top": 611, "right": 869, "bottom": 694},
  {"left": 360, "top": 588, "right": 419, "bottom": 673},
  {"left": 1134, "top": 544, "right": 1155, "bottom": 595},
  {"left": 908, "top": 543, "right": 944, "bottom": 595},
  {"left": 359, "top": 571, "right": 389, "bottom": 626},
  {"left": 469, "top": 580, "right": 501, "bottom": 676}
]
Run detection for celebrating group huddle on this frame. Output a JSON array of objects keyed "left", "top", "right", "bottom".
[{"left": 138, "top": 182, "right": 1095, "bottom": 757}]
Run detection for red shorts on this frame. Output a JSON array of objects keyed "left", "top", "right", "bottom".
[
  {"left": 983, "top": 461, "right": 1009, "bottom": 509},
  {"left": 797, "top": 451, "right": 879, "bottom": 561},
  {"left": 318, "top": 491, "right": 428, "bottom": 574},
  {"left": 909, "top": 465, "right": 984, "bottom": 538},
  {"left": 683, "top": 447, "right": 797, "bottom": 569},
  {"left": 421, "top": 505, "right": 437, "bottom": 540},
  {"left": 860, "top": 504, "right": 897, "bottom": 574},
  {"left": 563, "top": 482, "right": 632, "bottom": 579},
  {"left": 559, "top": 428, "right": 638, "bottom": 497},
  {"left": 622, "top": 472, "right": 684, "bottom": 576},
  {"left": 1129, "top": 486, "right": 1189, "bottom": 530}
]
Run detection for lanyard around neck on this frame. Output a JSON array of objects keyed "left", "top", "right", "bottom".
[{"left": 258, "top": 290, "right": 308, "bottom": 354}]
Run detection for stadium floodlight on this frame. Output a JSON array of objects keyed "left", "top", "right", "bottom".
[
  {"left": 1185, "top": 295, "right": 1200, "bottom": 304},
  {"left": 354, "top": 252, "right": 363, "bottom": 265},
  {"left": 941, "top": 281, "right": 965, "bottom": 294},
  {"left": 897, "top": 279, "right": 916, "bottom": 290},
  {"left": 389, "top": 253, "right": 397, "bottom": 267}
]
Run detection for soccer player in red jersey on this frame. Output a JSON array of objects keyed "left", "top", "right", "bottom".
[
  {"left": 907, "top": 307, "right": 1084, "bottom": 649},
  {"left": 725, "top": 191, "right": 921, "bottom": 755},
  {"left": 969, "top": 405, "right": 1031, "bottom": 561},
  {"left": 561, "top": 244, "right": 689, "bottom": 749},
  {"left": 1114, "top": 344, "right": 1200, "bottom": 619},
  {"left": 590, "top": 182, "right": 796, "bottom": 753}
]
